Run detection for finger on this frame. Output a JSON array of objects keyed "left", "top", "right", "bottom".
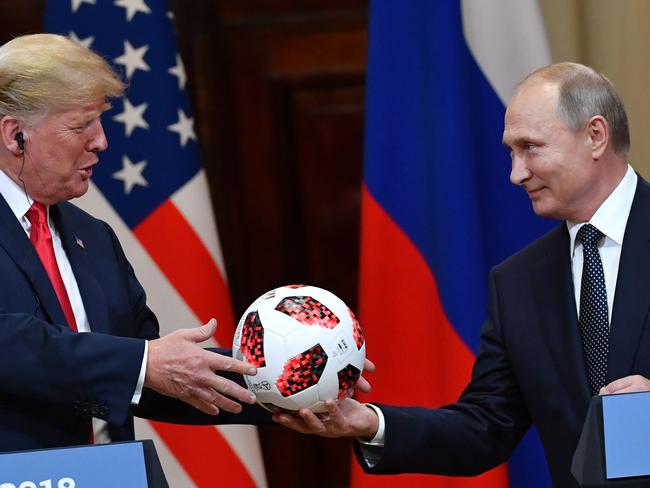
[
  {"left": 186, "top": 396, "right": 220, "bottom": 416},
  {"left": 190, "top": 380, "right": 246, "bottom": 414},
  {"left": 298, "top": 408, "right": 326, "bottom": 433},
  {"left": 209, "top": 353, "right": 257, "bottom": 376},
  {"left": 325, "top": 400, "right": 343, "bottom": 423},
  {"left": 364, "top": 358, "right": 376, "bottom": 373},
  {"left": 208, "top": 391, "right": 244, "bottom": 414},
  {"left": 208, "top": 375, "right": 256, "bottom": 404},
  {"left": 357, "top": 375, "right": 371, "bottom": 394},
  {"left": 602, "top": 376, "right": 635, "bottom": 394},
  {"left": 186, "top": 319, "right": 217, "bottom": 344},
  {"left": 273, "top": 413, "right": 312, "bottom": 434}
]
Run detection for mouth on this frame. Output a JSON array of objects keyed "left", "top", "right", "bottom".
[
  {"left": 526, "top": 187, "right": 545, "bottom": 198},
  {"left": 79, "top": 162, "right": 97, "bottom": 179}
]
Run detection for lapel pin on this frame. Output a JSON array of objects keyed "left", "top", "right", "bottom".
[{"left": 75, "top": 236, "right": 85, "bottom": 249}]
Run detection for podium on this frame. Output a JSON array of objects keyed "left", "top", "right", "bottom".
[
  {"left": 0, "top": 440, "right": 168, "bottom": 488},
  {"left": 572, "top": 392, "right": 650, "bottom": 487}
]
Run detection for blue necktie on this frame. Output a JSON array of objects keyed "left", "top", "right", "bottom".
[{"left": 577, "top": 223, "right": 609, "bottom": 395}]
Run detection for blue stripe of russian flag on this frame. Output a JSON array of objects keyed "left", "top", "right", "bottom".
[{"left": 357, "top": 0, "right": 554, "bottom": 486}]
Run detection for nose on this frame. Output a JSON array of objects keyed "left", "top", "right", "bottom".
[
  {"left": 87, "top": 119, "right": 108, "bottom": 153},
  {"left": 510, "top": 152, "right": 531, "bottom": 186}
]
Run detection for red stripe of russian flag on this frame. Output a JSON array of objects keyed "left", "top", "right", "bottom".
[{"left": 352, "top": 187, "right": 509, "bottom": 487}]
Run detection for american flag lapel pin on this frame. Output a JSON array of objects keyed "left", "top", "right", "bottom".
[{"left": 75, "top": 236, "right": 85, "bottom": 249}]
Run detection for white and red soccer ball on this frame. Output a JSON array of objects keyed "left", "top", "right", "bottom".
[{"left": 232, "top": 285, "right": 366, "bottom": 413}]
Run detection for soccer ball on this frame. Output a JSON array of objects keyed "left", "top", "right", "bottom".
[{"left": 232, "top": 285, "right": 366, "bottom": 413}]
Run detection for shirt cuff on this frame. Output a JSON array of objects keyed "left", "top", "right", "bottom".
[
  {"left": 361, "top": 403, "right": 385, "bottom": 445},
  {"left": 131, "top": 340, "right": 148, "bottom": 405},
  {"left": 357, "top": 403, "right": 386, "bottom": 468}
]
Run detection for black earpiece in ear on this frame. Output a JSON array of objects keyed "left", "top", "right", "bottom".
[{"left": 15, "top": 132, "right": 25, "bottom": 151}]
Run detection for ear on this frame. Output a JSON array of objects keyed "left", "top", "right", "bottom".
[
  {"left": 0, "top": 115, "right": 23, "bottom": 156},
  {"left": 586, "top": 115, "right": 608, "bottom": 159}
]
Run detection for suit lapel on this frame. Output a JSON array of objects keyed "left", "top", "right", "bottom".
[
  {"left": 51, "top": 203, "right": 111, "bottom": 335},
  {"left": 0, "top": 194, "right": 69, "bottom": 326},
  {"left": 608, "top": 177, "right": 650, "bottom": 382},
  {"left": 531, "top": 226, "right": 592, "bottom": 402}
]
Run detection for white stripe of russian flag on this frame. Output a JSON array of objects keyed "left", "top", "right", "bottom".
[{"left": 461, "top": 0, "right": 551, "bottom": 106}]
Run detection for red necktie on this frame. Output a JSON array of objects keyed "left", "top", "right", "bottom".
[
  {"left": 26, "top": 202, "right": 78, "bottom": 332},
  {"left": 26, "top": 203, "right": 94, "bottom": 443}
]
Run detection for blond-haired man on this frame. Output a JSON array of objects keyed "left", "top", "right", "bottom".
[{"left": 0, "top": 34, "right": 266, "bottom": 450}]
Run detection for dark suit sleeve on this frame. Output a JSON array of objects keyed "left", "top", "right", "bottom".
[
  {"left": 0, "top": 310, "right": 146, "bottom": 426},
  {"left": 0, "top": 217, "right": 153, "bottom": 426},
  {"left": 354, "top": 269, "right": 531, "bottom": 476}
]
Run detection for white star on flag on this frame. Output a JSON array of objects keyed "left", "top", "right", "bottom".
[
  {"left": 71, "top": 0, "right": 95, "bottom": 13},
  {"left": 112, "top": 155, "right": 149, "bottom": 194},
  {"left": 113, "top": 98, "right": 149, "bottom": 137},
  {"left": 69, "top": 31, "right": 95, "bottom": 49},
  {"left": 114, "top": 40, "right": 150, "bottom": 79},
  {"left": 167, "top": 109, "right": 196, "bottom": 147},
  {"left": 168, "top": 54, "right": 187, "bottom": 90},
  {"left": 114, "top": 0, "right": 151, "bottom": 22}
]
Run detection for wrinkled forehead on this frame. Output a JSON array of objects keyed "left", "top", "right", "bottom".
[
  {"left": 502, "top": 82, "right": 562, "bottom": 144},
  {"left": 35, "top": 100, "right": 110, "bottom": 128}
]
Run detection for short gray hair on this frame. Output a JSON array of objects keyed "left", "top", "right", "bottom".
[{"left": 520, "top": 62, "right": 630, "bottom": 155}]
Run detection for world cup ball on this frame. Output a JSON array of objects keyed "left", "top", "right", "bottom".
[{"left": 232, "top": 285, "right": 366, "bottom": 413}]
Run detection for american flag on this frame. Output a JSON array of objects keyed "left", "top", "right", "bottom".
[{"left": 45, "top": 1, "right": 267, "bottom": 486}]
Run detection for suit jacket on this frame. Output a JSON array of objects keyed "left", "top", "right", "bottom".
[
  {"left": 0, "top": 195, "right": 268, "bottom": 452},
  {"left": 357, "top": 177, "right": 650, "bottom": 487}
]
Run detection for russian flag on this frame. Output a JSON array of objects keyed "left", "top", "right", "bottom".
[{"left": 354, "top": 1, "right": 555, "bottom": 487}]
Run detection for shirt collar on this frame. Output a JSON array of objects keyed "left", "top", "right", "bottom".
[
  {"left": 567, "top": 164, "right": 637, "bottom": 256},
  {"left": 0, "top": 168, "right": 37, "bottom": 222}
]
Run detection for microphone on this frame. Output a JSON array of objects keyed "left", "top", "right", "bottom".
[{"left": 15, "top": 131, "right": 25, "bottom": 151}]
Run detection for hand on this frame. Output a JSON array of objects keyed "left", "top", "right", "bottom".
[
  {"left": 145, "top": 319, "right": 257, "bottom": 415},
  {"left": 273, "top": 398, "right": 379, "bottom": 439},
  {"left": 599, "top": 375, "right": 650, "bottom": 395}
]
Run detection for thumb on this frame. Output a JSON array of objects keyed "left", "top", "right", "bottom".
[{"left": 188, "top": 318, "right": 217, "bottom": 343}]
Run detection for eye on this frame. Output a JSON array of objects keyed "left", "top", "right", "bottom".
[
  {"left": 73, "top": 120, "right": 94, "bottom": 133},
  {"left": 525, "top": 143, "right": 536, "bottom": 150}
]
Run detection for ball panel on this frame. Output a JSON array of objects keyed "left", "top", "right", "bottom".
[
  {"left": 275, "top": 296, "right": 340, "bottom": 330},
  {"left": 276, "top": 343, "right": 328, "bottom": 397},
  {"left": 240, "top": 311, "right": 266, "bottom": 368},
  {"left": 337, "top": 364, "right": 361, "bottom": 399},
  {"left": 348, "top": 308, "right": 365, "bottom": 350}
]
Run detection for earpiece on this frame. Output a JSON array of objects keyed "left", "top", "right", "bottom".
[{"left": 15, "top": 131, "right": 25, "bottom": 151}]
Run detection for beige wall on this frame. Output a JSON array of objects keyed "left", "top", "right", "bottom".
[{"left": 541, "top": 0, "right": 650, "bottom": 177}]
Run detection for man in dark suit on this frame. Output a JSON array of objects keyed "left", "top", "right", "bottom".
[
  {"left": 276, "top": 62, "right": 650, "bottom": 487},
  {"left": 0, "top": 33, "right": 267, "bottom": 451}
]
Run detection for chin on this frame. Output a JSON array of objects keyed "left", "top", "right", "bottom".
[
  {"left": 65, "top": 185, "right": 90, "bottom": 201},
  {"left": 531, "top": 201, "right": 559, "bottom": 219}
]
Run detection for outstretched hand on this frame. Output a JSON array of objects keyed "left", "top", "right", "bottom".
[
  {"left": 273, "top": 358, "right": 379, "bottom": 439},
  {"left": 145, "top": 319, "right": 257, "bottom": 415},
  {"left": 273, "top": 398, "right": 379, "bottom": 439}
]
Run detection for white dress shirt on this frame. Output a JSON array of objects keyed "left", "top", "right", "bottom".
[
  {"left": 359, "top": 164, "right": 638, "bottom": 465},
  {"left": 0, "top": 169, "right": 148, "bottom": 443},
  {"left": 567, "top": 165, "right": 637, "bottom": 322}
]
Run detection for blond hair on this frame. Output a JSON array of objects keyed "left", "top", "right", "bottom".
[{"left": 0, "top": 33, "right": 125, "bottom": 124}]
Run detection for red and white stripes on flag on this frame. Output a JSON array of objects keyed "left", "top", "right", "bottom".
[{"left": 76, "top": 173, "right": 267, "bottom": 487}]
